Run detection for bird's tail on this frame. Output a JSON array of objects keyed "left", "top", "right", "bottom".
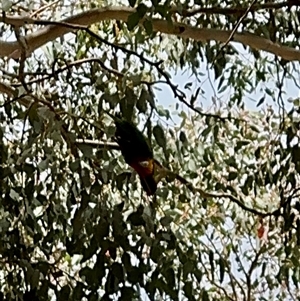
[{"left": 140, "top": 175, "right": 157, "bottom": 196}]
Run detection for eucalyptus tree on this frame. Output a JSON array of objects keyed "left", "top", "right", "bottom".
[{"left": 1, "top": 0, "right": 300, "bottom": 300}]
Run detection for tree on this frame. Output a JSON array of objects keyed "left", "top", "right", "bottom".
[{"left": 1, "top": 0, "right": 300, "bottom": 300}]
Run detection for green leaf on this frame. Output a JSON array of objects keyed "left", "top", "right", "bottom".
[
  {"left": 119, "top": 87, "right": 136, "bottom": 119},
  {"left": 179, "top": 131, "right": 188, "bottom": 144},
  {"left": 91, "top": 181, "right": 102, "bottom": 195},
  {"left": 78, "top": 144, "right": 93, "bottom": 158},
  {"left": 143, "top": 19, "right": 153, "bottom": 35},
  {"left": 256, "top": 96, "right": 265, "bottom": 107},
  {"left": 179, "top": 194, "right": 187, "bottom": 202},
  {"left": 128, "top": 0, "right": 136, "bottom": 7},
  {"left": 183, "top": 260, "right": 194, "bottom": 279},
  {"left": 111, "top": 262, "right": 124, "bottom": 281},
  {"left": 213, "top": 124, "right": 219, "bottom": 140},
  {"left": 153, "top": 124, "right": 166, "bottom": 148},
  {"left": 151, "top": 0, "right": 160, "bottom": 6},
  {"left": 224, "top": 156, "right": 238, "bottom": 169},
  {"left": 130, "top": 74, "right": 142, "bottom": 85},
  {"left": 235, "top": 140, "right": 250, "bottom": 152},
  {"left": 201, "top": 127, "right": 211, "bottom": 137},
  {"left": 128, "top": 211, "right": 145, "bottom": 226},
  {"left": 82, "top": 236, "right": 99, "bottom": 262},
  {"left": 202, "top": 290, "right": 209, "bottom": 301},
  {"left": 183, "top": 281, "right": 193, "bottom": 298},
  {"left": 265, "top": 87, "right": 273, "bottom": 96},
  {"left": 79, "top": 266, "right": 93, "bottom": 281},
  {"left": 160, "top": 216, "right": 173, "bottom": 227},
  {"left": 59, "top": 286, "right": 71, "bottom": 300},
  {"left": 115, "top": 201, "right": 125, "bottom": 212},
  {"left": 127, "top": 12, "right": 140, "bottom": 30},
  {"left": 70, "top": 160, "right": 80, "bottom": 172},
  {"left": 116, "top": 172, "right": 129, "bottom": 191},
  {"left": 30, "top": 269, "right": 40, "bottom": 289},
  {"left": 136, "top": 3, "right": 148, "bottom": 17},
  {"left": 28, "top": 102, "right": 42, "bottom": 134},
  {"left": 105, "top": 271, "right": 119, "bottom": 294},
  {"left": 150, "top": 245, "right": 161, "bottom": 263},
  {"left": 188, "top": 158, "right": 197, "bottom": 171},
  {"left": 2, "top": 0, "right": 12, "bottom": 12},
  {"left": 190, "top": 87, "right": 201, "bottom": 106},
  {"left": 219, "top": 258, "right": 225, "bottom": 283},
  {"left": 122, "top": 252, "right": 132, "bottom": 271},
  {"left": 25, "top": 180, "right": 34, "bottom": 199},
  {"left": 127, "top": 266, "right": 141, "bottom": 284},
  {"left": 156, "top": 106, "right": 171, "bottom": 118},
  {"left": 194, "top": 269, "right": 202, "bottom": 282},
  {"left": 154, "top": 4, "right": 167, "bottom": 17},
  {"left": 137, "top": 89, "right": 148, "bottom": 113},
  {"left": 184, "top": 82, "right": 193, "bottom": 90},
  {"left": 121, "top": 287, "right": 136, "bottom": 299},
  {"left": 209, "top": 250, "right": 214, "bottom": 275},
  {"left": 228, "top": 172, "right": 238, "bottom": 181},
  {"left": 164, "top": 268, "right": 175, "bottom": 287}
]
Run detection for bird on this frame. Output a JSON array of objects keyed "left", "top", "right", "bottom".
[{"left": 114, "top": 117, "right": 158, "bottom": 196}]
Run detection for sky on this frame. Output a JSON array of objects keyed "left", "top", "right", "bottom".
[{"left": 155, "top": 42, "right": 298, "bottom": 122}]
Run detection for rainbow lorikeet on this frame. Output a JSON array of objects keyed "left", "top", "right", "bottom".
[{"left": 114, "top": 118, "right": 157, "bottom": 195}]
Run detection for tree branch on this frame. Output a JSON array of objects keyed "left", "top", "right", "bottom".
[
  {"left": 75, "top": 139, "right": 120, "bottom": 149},
  {"left": 246, "top": 247, "right": 264, "bottom": 301},
  {"left": 167, "top": 169, "right": 280, "bottom": 217},
  {"left": 12, "top": 57, "right": 124, "bottom": 86},
  {"left": 1, "top": 6, "right": 300, "bottom": 61},
  {"left": 10, "top": 57, "right": 164, "bottom": 88},
  {"left": 177, "top": 0, "right": 298, "bottom": 17},
  {"left": 0, "top": 82, "right": 17, "bottom": 97}
]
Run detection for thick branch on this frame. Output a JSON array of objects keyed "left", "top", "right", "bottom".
[{"left": 1, "top": 7, "right": 300, "bottom": 61}]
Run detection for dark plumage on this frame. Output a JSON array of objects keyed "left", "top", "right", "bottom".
[{"left": 114, "top": 118, "right": 157, "bottom": 195}]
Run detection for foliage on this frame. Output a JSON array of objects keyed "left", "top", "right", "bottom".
[{"left": 1, "top": 0, "right": 300, "bottom": 300}]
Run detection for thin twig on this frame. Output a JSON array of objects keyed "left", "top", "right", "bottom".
[
  {"left": 246, "top": 247, "right": 264, "bottom": 301},
  {"left": 213, "top": 0, "right": 258, "bottom": 64},
  {"left": 30, "top": 0, "right": 60, "bottom": 18},
  {"left": 204, "top": 232, "right": 241, "bottom": 301},
  {"left": 13, "top": 26, "right": 30, "bottom": 92}
]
